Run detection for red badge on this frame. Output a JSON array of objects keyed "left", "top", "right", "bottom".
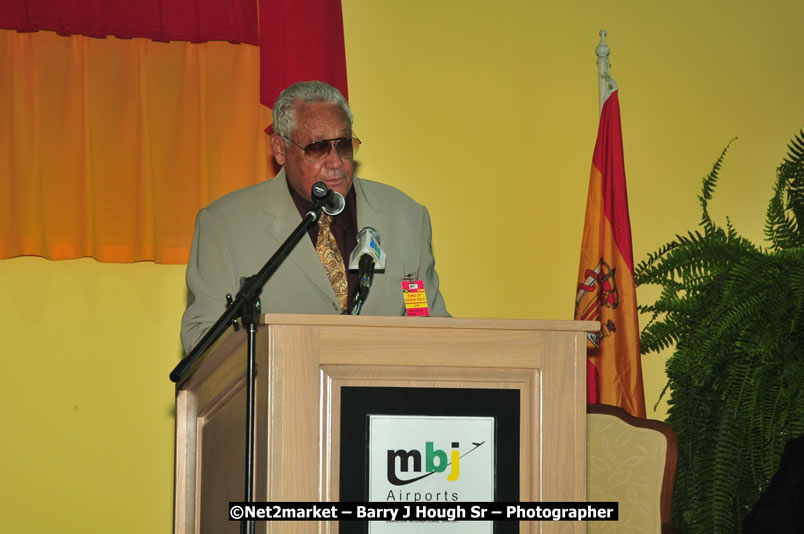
[{"left": 401, "top": 280, "right": 429, "bottom": 316}]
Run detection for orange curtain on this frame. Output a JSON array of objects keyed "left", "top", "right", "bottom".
[{"left": 0, "top": 29, "right": 271, "bottom": 263}]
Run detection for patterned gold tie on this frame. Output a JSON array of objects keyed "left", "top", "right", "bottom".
[{"left": 315, "top": 213, "right": 348, "bottom": 311}]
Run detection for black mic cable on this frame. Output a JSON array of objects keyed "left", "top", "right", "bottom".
[{"left": 344, "top": 227, "right": 385, "bottom": 315}]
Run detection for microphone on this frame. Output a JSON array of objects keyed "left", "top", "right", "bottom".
[
  {"left": 348, "top": 227, "right": 387, "bottom": 270},
  {"left": 310, "top": 182, "right": 345, "bottom": 216},
  {"left": 345, "top": 227, "right": 386, "bottom": 315}
]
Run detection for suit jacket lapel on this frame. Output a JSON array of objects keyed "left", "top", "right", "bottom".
[
  {"left": 262, "top": 169, "right": 339, "bottom": 306},
  {"left": 354, "top": 176, "right": 387, "bottom": 255}
]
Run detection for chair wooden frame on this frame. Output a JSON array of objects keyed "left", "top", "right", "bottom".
[{"left": 587, "top": 403, "right": 678, "bottom": 534}]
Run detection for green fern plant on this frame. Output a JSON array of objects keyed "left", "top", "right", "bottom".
[{"left": 636, "top": 130, "right": 804, "bottom": 533}]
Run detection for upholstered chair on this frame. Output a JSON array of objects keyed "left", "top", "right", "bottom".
[{"left": 587, "top": 404, "right": 678, "bottom": 534}]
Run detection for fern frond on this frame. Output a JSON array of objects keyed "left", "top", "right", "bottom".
[
  {"left": 635, "top": 241, "right": 680, "bottom": 276},
  {"left": 699, "top": 138, "right": 737, "bottom": 235},
  {"left": 783, "top": 128, "right": 804, "bottom": 165}
]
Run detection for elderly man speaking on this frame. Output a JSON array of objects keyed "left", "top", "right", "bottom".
[{"left": 180, "top": 81, "right": 449, "bottom": 354}]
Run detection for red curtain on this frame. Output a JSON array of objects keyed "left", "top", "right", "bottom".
[
  {"left": 259, "top": 0, "right": 348, "bottom": 106},
  {"left": 0, "top": 0, "right": 258, "bottom": 43}
]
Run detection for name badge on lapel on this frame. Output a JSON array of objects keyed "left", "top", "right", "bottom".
[{"left": 401, "top": 279, "right": 430, "bottom": 316}]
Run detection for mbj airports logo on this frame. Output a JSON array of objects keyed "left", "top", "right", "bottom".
[
  {"left": 386, "top": 441, "right": 485, "bottom": 485},
  {"left": 369, "top": 418, "right": 494, "bottom": 534},
  {"left": 368, "top": 416, "right": 494, "bottom": 507}
]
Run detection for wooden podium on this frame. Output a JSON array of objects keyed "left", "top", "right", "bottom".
[{"left": 173, "top": 314, "right": 597, "bottom": 533}]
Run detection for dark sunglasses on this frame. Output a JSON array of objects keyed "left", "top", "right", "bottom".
[{"left": 282, "top": 135, "right": 361, "bottom": 162}]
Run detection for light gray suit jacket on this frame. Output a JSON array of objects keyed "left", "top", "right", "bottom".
[{"left": 180, "top": 169, "right": 449, "bottom": 354}]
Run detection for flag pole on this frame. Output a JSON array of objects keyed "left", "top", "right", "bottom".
[{"left": 596, "top": 30, "right": 617, "bottom": 113}]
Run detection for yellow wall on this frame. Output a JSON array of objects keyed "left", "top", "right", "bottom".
[
  {"left": 2, "top": 1, "right": 803, "bottom": 531},
  {"left": 0, "top": 258, "right": 184, "bottom": 531}
]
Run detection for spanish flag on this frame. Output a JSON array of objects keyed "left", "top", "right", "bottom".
[{"left": 575, "top": 88, "right": 646, "bottom": 418}]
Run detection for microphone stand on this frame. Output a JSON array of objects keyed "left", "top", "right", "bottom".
[
  {"left": 170, "top": 184, "right": 330, "bottom": 534},
  {"left": 344, "top": 255, "right": 375, "bottom": 315}
]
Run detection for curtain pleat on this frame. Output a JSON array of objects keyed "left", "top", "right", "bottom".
[{"left": 0, "top": 29, "right": 270, "bottom": 263}]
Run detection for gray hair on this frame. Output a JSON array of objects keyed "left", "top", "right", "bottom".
[{"left": 271, "top": 81, "right": 353, "bottom": 139}]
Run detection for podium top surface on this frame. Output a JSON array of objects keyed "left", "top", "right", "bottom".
[
  {"left": 259, "top": 313, "right": 599, "bottom": 332},
  {"left": 171, "top": 313, "right": 599, "bottom": 387}
]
